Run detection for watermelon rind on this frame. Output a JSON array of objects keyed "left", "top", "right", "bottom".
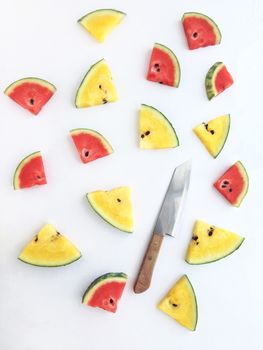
[
  {"left": 205, "top": 62, "right": 225, "bottom": 100},
  {"left": 153, "top": 43, "right": 181, "bottom": 87},
  {"left": 82, "top": 272, "right": 127, "bottom": 304},
  {"left": 182, "top": 12, "right": 222, "bottom": 45},
  {"left": 70, "top": 128, "right": 113, "bottom": 154},
  {"left": 140, "top": 104, "right": 179, "bottom": 148},
  {"left": 4, "top": 77, "right": 56, "bottom": 95},
  {"left": 234, "top": 161, "right": 249, "bottom": 207},
  {"left": 78, "top": 8, "right": 126, "bottom": 24},
  {"left": 13, "top": 151, "right": 41, "bottom": 190}
]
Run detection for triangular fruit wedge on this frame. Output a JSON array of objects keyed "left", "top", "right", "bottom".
[
  {"left": 70, "top": 128, "right": 113, "bottom": 164},
  {"left": 18, "top": 224, "right": 81, "bottom": 267},
  {"left": 4, "top": 77, "right": 56, "bottom": 115},
  {"left": 182, "top": 12, "right": 221, "bottom": 50},
  {"left": 86, "top": 186, "right": 133, "bottom": 233},
  {"left": 158, "top": 275, "right": 198, "bottom": 331},
  {"left": 75, "top": 59, "right": 118, "bottom": 108},
  {"left": 82, "top": 272, "right": 127, "bottom": 313},
  {"left": 146, "top": 43, "right": 181, "bottom": 87},
  {"left": 185, "top": 220, "right": 245, "bottom": 264},
  {"left": 193, "top": 114, "right": 230, "bottom": 158},
  {"left": 78, "top": 9, "right": 126, "bottom": 43},
  {"left": 140, "top": 104, "right": 179, "bottom": 149},
  {"left": 214, "top": 161, "right": 249, "bottom": 207},
  {"left": 205, "top": 62, "right": 234, "bottom": 100},
  {"left": 13, "top": 151, "right": 47, "bottom": 190}
]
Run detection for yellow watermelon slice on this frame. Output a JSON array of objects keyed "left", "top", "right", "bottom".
[
  {"left": 140, "top": 104, "right": 179, "bottom": 149},
  {"left": 185, "top": 220, "right": 245, "bottom": 264},
  {"left": 158, "top": 275, "right": 198, "bottom": 331},
  {"left": 18, "top": 224, "right": 81, "bottom": 267},
  {"left": 75, "top": 59, "right": 118, "bottom": 108},
  {"left": 86, "top": 186, "right": 133, "bottom": 233},
  {"left": 193, "top": 114, "right": 230, "bottom": 158},
  {"left": 82, "top": 272, "right": 127, "bottom": 313},
  {"left": 78, "top": 9, "right": 126, "bottom": 43}
]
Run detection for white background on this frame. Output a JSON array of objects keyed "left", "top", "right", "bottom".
[{"left": 0, "top": 0, "right": 262, "bottom": 349}]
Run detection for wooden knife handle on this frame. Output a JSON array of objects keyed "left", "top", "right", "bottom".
[{"left": 134, "top": 233, "right": 164, "bottom": 294}]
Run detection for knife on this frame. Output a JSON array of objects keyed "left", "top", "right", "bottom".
[{"left": 134, "top": 160, "right": 191, "bottom": 294}]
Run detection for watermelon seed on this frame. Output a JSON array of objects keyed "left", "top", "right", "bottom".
[
  {"left": 172, "top": 303, "right": 178, "bottom": 307},
  {"left": 141, "top": 134, "right": 145, "bottom": 139},
  {"left": 145, "top": 131, "right": 150, "bottom": 136},
  {"left": 193, "top": 32, "right": 198, "bottom": 38},
  {"left": 192, "top": 235, "right": 198, "bottom": 241},
  {"left": 85, "top": 151, "right": 89, "bottom": 157},
  {"left": 99, "top": 85, "right": 102, "bottom": 89},
  {"left": 159, "top": 82, "right": 163, "bottom": 84},
  {"left": 117, "top": 198, "right": 121, "bottom": 202},
  {"left": 29, "top": 98, "right": 34, "bottom": 105},
  {"left": 210, "top": 130, "right": 215, "bottom": 135},
  {"left": 229, "top": 189, "right": 232, "bottom": 192},
  {"left": 223, "top": 181, "right": 229, "bottom": 185},
  {"left": 208, "top": 227, "right": 214, "bottom": 236},
  {"left": 102, "top": 98, "right": 108, "bottom": 104},
  {"left": 109, "top": 298, "right": 114, "bottom": 304},
  {"left": 34, "top": 235, "right": 38, "bottom": 242},
  {"left": 37, "top": 175, "right": 41, "bottom": 180},
  {"left": 222, "top": 185, "right": 227, "bottom": 188}
]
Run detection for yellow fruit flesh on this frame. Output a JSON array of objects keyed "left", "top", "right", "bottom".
[
  {"left": 158, "top": 275, "right": 197, "bottom": 331},
  {"left": 87, "top": 187, "right": 133, "bottom": 233},
  {"left": 78, "top": 9, "right": 125, "bottom": 43},
  {"left": 193, "top": 115, "right": 230, "bottom": 157},
  {"left": 186, "top": 220, "right": 244, "bottom": 264},
  {"left": 140, "top": 104, "right": 179, "bottom": 149},
  {"left": 19, "top": 224, "right": 81, "bottom": 266},
  {"left": 75, "top": 59, "right": 118, "bottom": 108}
]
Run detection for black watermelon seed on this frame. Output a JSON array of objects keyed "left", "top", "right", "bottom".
[
  {"left": 203, "top": 123, "right": 209, "bottom": 131},
  {"left": 229, "top": 188, "right": 233, "bottom": 192},
  {"left": 172, "top": 303, "right": 178, "bottom": 307},
  {"left": 109, "top": 298, "right": 114, "bottom": 304},
  {"left": 223, "top": 180, "right": 229, "bottom": 185},
  {"left": 102, "top": 98, "right": 108, "bottom": 104},
  {"left": 117, "top": 198, "right": 121, "bottom": 203},
  {"left": 37, "top": 175, "right": 41, "bottom": 180},
  {"left": 29, "top": 98, "right": 34, "bottom": 105},
  {"left": 210, "top": 130, "right": 215, "bottom": 135},
  {"left": 208, "top": 227, "right": 214, "bottom": 236},
  {"left": 84, "top": 151, "right": 89, "bottom": 157},
  {"left": 159, "top": 81, "right": 163, "bottom": 84},
  {"left": 145, "top": 131, "right": 150, "bottom": 136},
  {"left": 192, "top": 235, "right": 198, "bottom": 241},
  {"left": 99, "top": 85, "right": 102, "bottom": 89},
  {"left": 222, "top": 185, "right": 227, "bottom": 188},
  {"left": 196, "top": 242, "right": 199, "bottom": 245},
  {"left": 193, "top": 32, "right": 198, "bottom": 38},
  {"left": 141, "top": 134, "right": 145, "bottom": 139},
  {"left": 154, "top": 63, "right": 159, "bottom": 68},
  {"left": 34, "top": 236, "right": 38, "bottom": 242},
  {"left": 156, "top": 68, "right": 160, "bottom": 72}
]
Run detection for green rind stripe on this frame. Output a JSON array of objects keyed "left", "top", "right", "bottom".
[
  {"left": 70, "top": 128, "right": 113, "bottom": 153},
  {"left": 235, "top": 161, "right": 249, "bottom": 207},
  {"left": 183, "top": 275, "right": 198, "bottom": 331},
  {"left": 185, "top": 237, "right": 245, "bottom": 265},
  {"left": 82, "top": 272, "right": 127, "bottom": 304},
  {"left": 154, "top": 43, "right": 181, "bottom": 87},
  {"left": 4, "top": 77, "right": 56, "bottom": 95},
  {"left": 205, "top": 62, "right": 224, "bottom": 100},
  {"left": 78, "top": 9, "right": 126, "bottom": 24},
  {"left": 141, "top": 104, "right": 179, "bottom": 146},
  {"left": 13, "top": 151, "right": 41, "bottom": 190},
  {"left": 182, "top": 12, "right": 222, "bottom": 44},
  {"left": 18, "top": 254, "right": 82, "bottom": 267},
  {"left": 86, "top": 193, "right": 133, "bottom": 233},
  {"left": 75, "top": 59, "right": 105, "bottom": 108}
]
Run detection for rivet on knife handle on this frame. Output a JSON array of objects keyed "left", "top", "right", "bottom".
[{"left": 134, "top": 233, "right": 164, "bottom": 294}]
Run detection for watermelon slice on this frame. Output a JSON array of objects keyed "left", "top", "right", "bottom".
[
  {"left": 78, "top": 9, "right": 126, "bottom": 43},
  {"left": 13, "top": 151, "right": 47, "bottom": 190},
  {"left": 158, "top": 275, "right": 198, "bottom": 331},
  {"left": 18, "top": 224, "right": 81, "bottom": 267},
  {"left": 182, "top": 12, "right": 221, "bottom": 50},
  {"left": 75, "top": 59, "right": 118, "bottom": 108},
  {"left": 4, "top": 77, "right": 56, "bottom": 115},
  {"left": 193, "top": 114, "right": 230, "bottom": 158},
  {"left": 82, "top": 272, "right": 127, "bottom": 313},
  {"left": 86, "top": 186, "right": 133, "bottom": 233},
  {"left": 214, "top": 161, "right": 249, "bottom": 207},
  {"left": 146, "top": 43, "right": 181, "bottom": 87},
  {"left": 185, "top": 220, "right": 244, "bottom": 265},
  {"left": 140, "top": 104, "right": 179, "bottom": 149},
  {"left": 70, "top": 128, "right": 113, "bottom": 164},
  {"left": 205, "top": 62, "right": 234, "bottom": 100}
]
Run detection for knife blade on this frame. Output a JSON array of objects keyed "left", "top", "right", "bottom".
[{"left": 134, "top": 160, "right": 191, "bottom": 294}]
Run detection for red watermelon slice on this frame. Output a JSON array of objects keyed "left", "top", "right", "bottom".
[
  {"left": 82, "top": 272, "right": 127, "bottom": 313},
  {"left": 4, "top": 77, "right": 56, "bottom": 115},
  {"left": 146, "top": 43, "right": 180, "bottom": 87},
  {"left": 214, "top": 161, "right": 249, "bottom": 207},
  {"left": 70, "top": 128, "right": 113, "bottom": 164},
  {"left": 205, "top": 62, "right": 234, "bottom": 100},
  {"left": 13, "top": 151, "right": 47, "bottom": 190},
  {"left": 182, "top": 12, "right": 221, "bottom": 50}
]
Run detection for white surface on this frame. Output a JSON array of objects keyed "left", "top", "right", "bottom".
[{"left": 0, "top": 0, "right": 262, "bottom": 349}]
